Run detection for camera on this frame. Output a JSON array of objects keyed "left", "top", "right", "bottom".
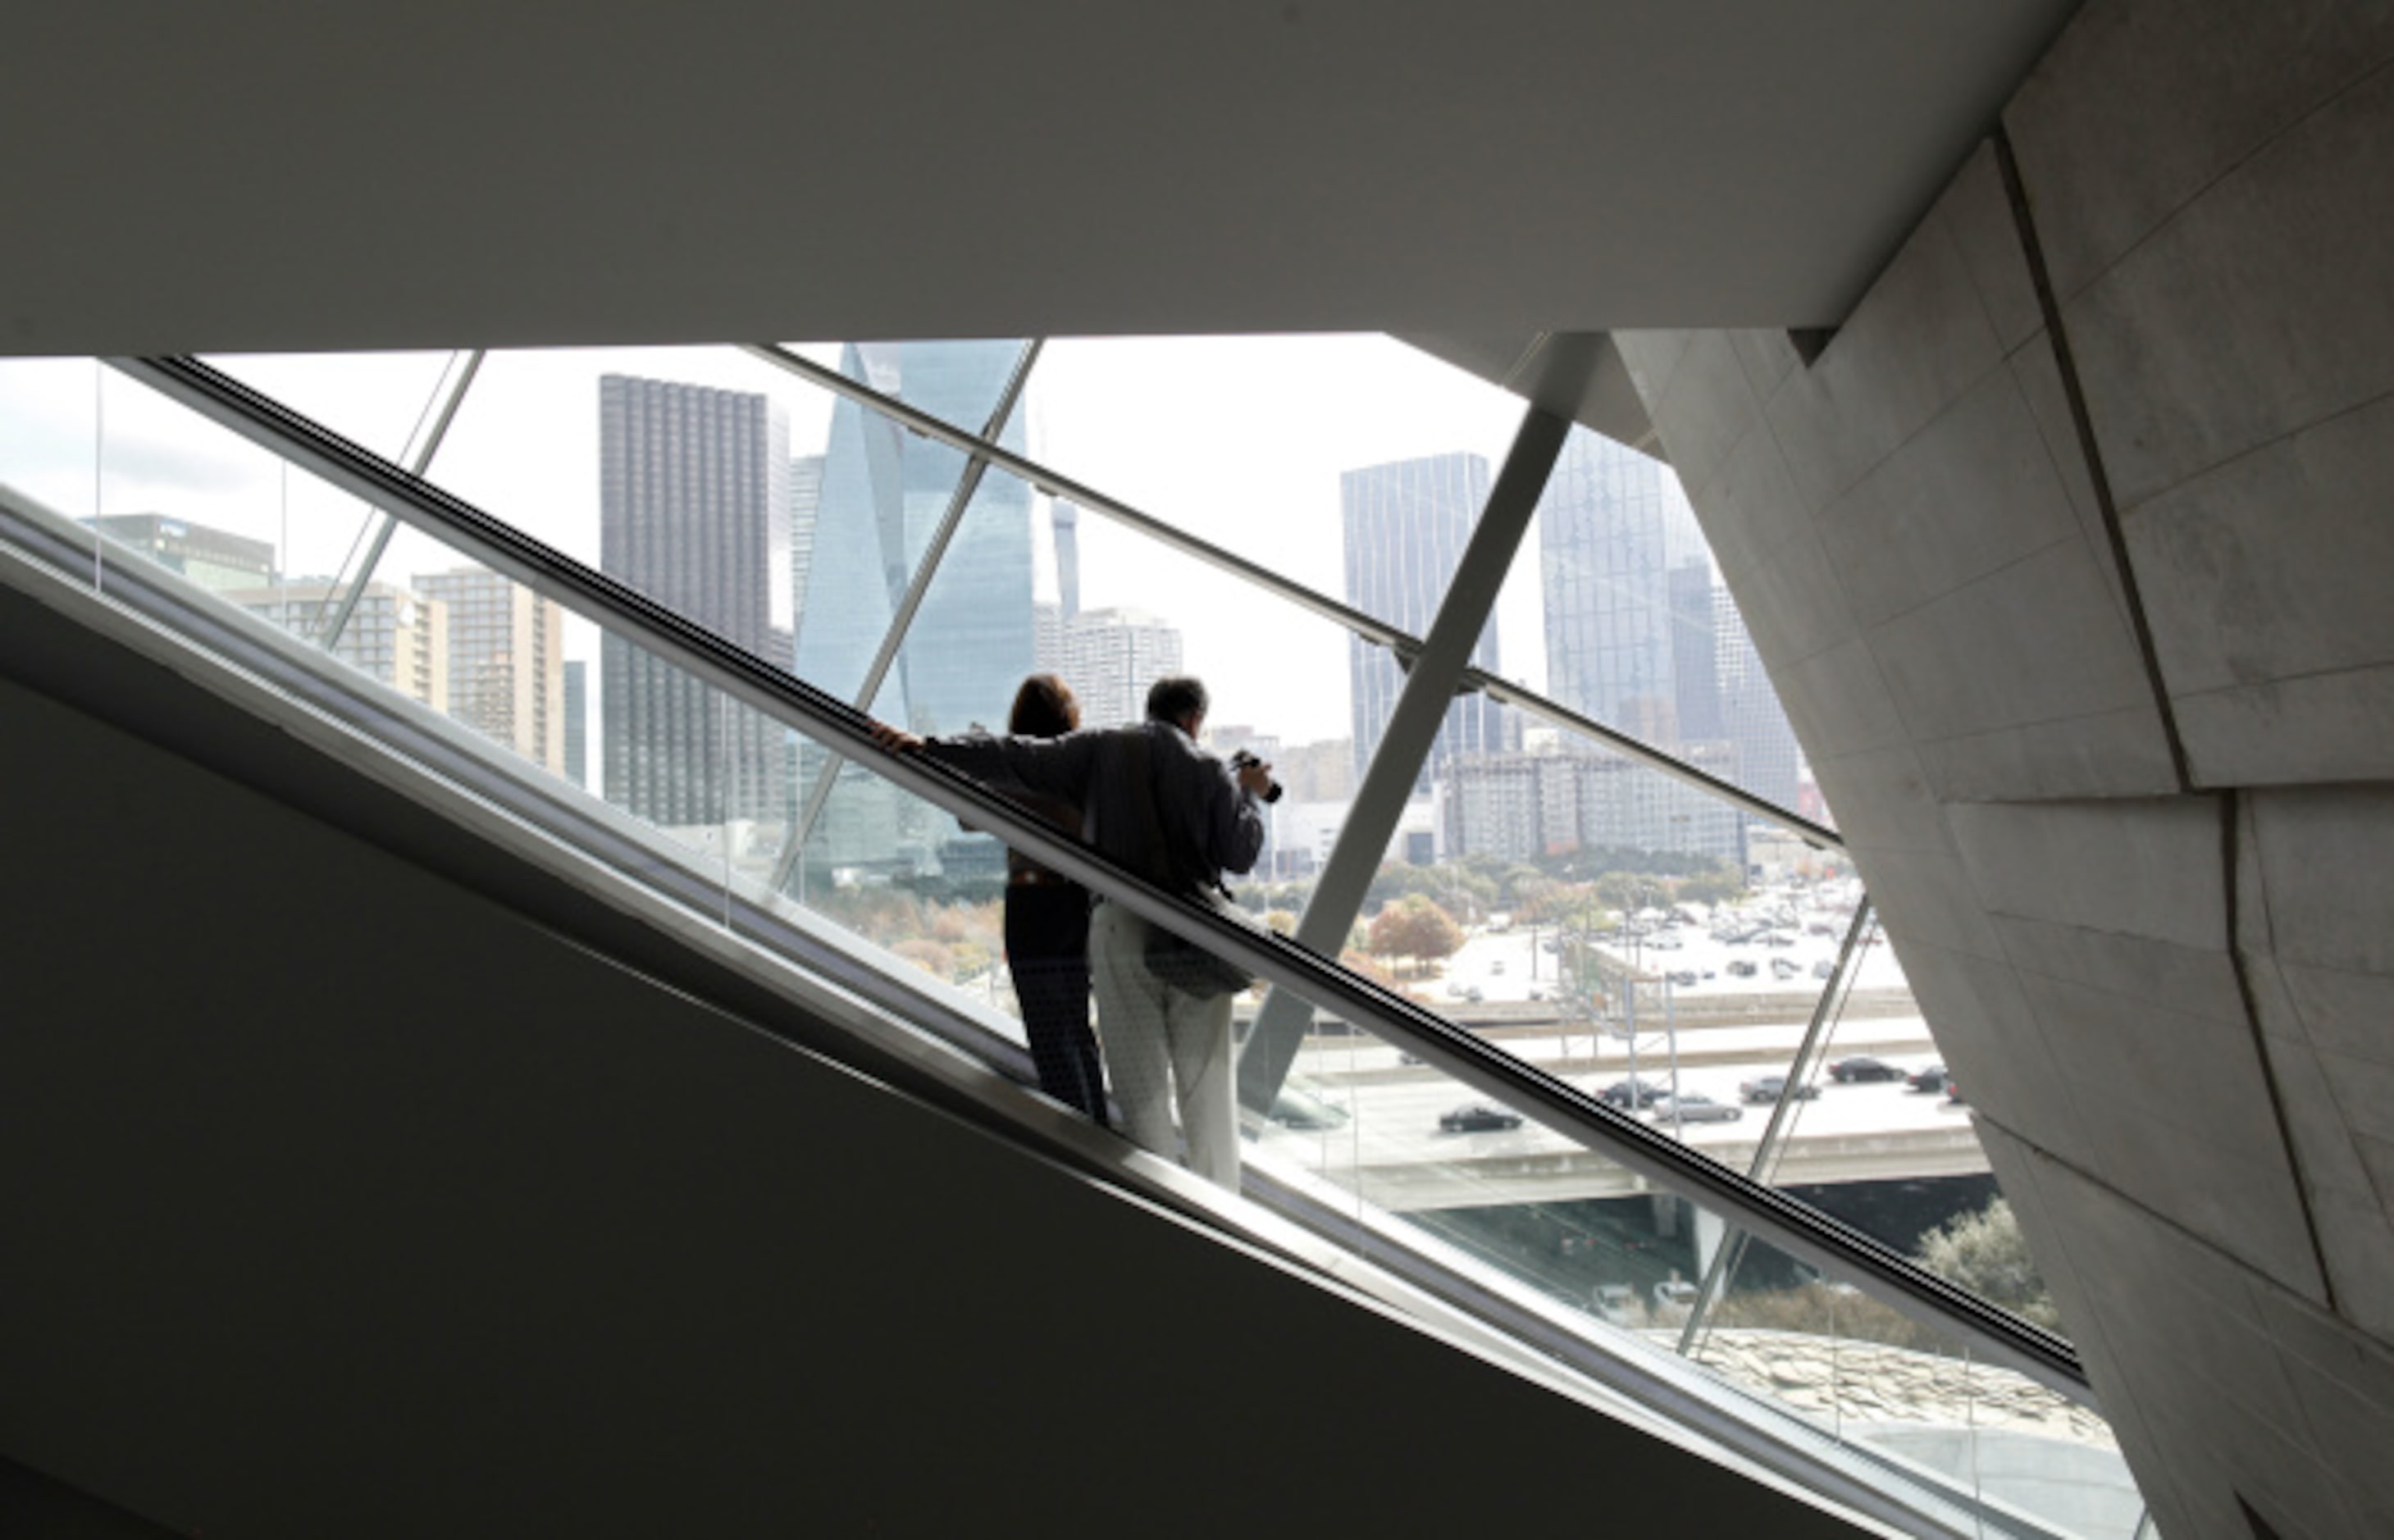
[{"left": 1229, "top": 749, "right": 1284, "bottom": 804}]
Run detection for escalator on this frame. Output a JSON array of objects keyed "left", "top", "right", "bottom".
[{"left": 0, "top": 355, "right": 2141, "bottom": 1538}]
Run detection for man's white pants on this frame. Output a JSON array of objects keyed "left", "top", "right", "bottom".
[{"left": 1089, "top": 900, "right": 1238, "bottom": 1188}]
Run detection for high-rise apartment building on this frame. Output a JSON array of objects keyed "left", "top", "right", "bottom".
[
  {"left": 226, "top": 581, "right": 448, "bottom": 711},
  {"left": 418, "top": 567, "right": 566, "bottom": 774},
  {"left": 1342, "top": 453, "right": 1504, "bottom": 791},
  {"left": 1037, "top": 604, "right": 1183, "bottom": 730},
  {"left": 1443, "top": 744, "right": 1742, "bottom": 865},
  {"left": 598, "top": 374, "right": 791, "bottom": 829}
]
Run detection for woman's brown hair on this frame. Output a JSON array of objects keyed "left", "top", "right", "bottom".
[{"left": 1008, "top": 672, "right": 1080, "bottom": 738}]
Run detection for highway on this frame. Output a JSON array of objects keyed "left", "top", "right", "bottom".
[{"left": 1249, "top": 895, "right": 1987, "bottom": 1211}]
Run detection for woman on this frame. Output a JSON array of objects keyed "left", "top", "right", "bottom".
[{"left": 1001, "top": 673, "right": 1107, "bottom": 1127}]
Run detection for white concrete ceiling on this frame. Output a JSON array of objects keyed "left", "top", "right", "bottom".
[{"left": 2, "top": 1, "right": 2077, "bottom": 355}]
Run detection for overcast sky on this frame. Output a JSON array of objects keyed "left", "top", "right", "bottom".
[{"left": 0, "top": 339, "right": 1716, "bottom": 761}]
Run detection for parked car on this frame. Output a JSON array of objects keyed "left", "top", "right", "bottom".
[
  {"left": 1439, "top": 1102, "right": 1524, "bottom": 1133},
  {"left": 1593, "top": 1283, "right": 1639, "bottom": 1324},
  {"left": 1667, "top": 969, "right": 1700, "bottom": 987},
  {"left": 1828, "top": 1055, "right": 1904, "bottom": 1082},
  {"left": 1726, "top": 959, "right": 1758, "bottom": 978},
  {"left": 1652, "top": 1278, "right": 1699, "bottom": 1310},
  {"left": 1739, "top": 1073, "right": 1821, "bottom": 1104},
  {"left": 1598, "top": 1077, "right": 1671, "bottom": 1109},
  {"left": 1813, "top": 959, "right": 1836, "bottom": 980},
  {"left": 1648, "top": 1093, "right": 1743, "bottom": 1123},
  {"left": 1769, "top": 957, "right": 1800, "bottom": 979},
  {"left": 1907, "top": 1064, "right": 1953, "bottom": 1093}
]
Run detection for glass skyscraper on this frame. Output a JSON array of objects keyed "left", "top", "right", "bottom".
[
  {"left": 1538, "top": 428, "right": 1707, "bottom": 748},
  {"left": 1342, "top": 452, "right": 1505, "bottom": 792},
  {"left": 790, "top": 341, "right": 1036, "bottom": 871}
]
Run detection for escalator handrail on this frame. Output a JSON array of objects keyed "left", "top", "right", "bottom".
[{"left": 111, "top": 352, "right": 2084, "bottom": 1403}]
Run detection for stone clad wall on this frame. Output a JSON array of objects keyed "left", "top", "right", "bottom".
[{"left": 1616, "top": 3, "right": 2394, "bottom": 1534}]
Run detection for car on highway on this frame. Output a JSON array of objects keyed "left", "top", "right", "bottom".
[
  {"left": 1907, "top": 1064, "right": 1953, "bottom": 1093},
  {"left": 1598, "top": 1077, "right": 1671, "bottom": 1109},
  {"left": 1439, "top": 1102, "right": 1525, "bottom": 1133},
  {"left": 1648, "top": 1093, "right": 1742, "bottom": 1123},
  {"left": 1827, "top": 1055, "right": 1904, "bottom": 1082},
  {"left": 1738, "top": 1073, "right": 1820, "bottom": 1104}
]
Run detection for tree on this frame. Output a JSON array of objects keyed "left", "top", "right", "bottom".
[
  {"left": 1676, "top": 869, "right": 1746, "bottom": 908},
  {"left": 1366, "top": 894, "right": 1465, "bottom": 977},
  {"left": 1916, "top": 1198, "right": 2062, "bottom": 1331}
]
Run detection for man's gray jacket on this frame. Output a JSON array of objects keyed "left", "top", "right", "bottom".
[{"left": 920, "top": 719, "right": 1265, "bottom": 894}]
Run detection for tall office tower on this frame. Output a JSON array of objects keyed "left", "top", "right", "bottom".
[
  {"left": 1539, "top": 428, "right": 1707, "bottom": 747},
  {"left": 1718, "top": 593, "right": 1801, "bottom": 813},
  {"left": 226, "top": 582, "right": 448, "bottom": 710},
  {"left": 563, "top": 660, "right": 587, "bottom": 789},
  {"left": 599, "top": 375, "right": 791, "bottom": 830},
  {"left": 792, "top": 342, "right": 1035, "bottom": 869},
  {"left": 788, "top": 453, "right": 823, "bottom": 631},
  {"left": 1051, "top": 499, "right": 1081, "bottom": 620},
  {"left": 1666, "top": 557, "right": 1723, "bottom": 742},
  {"left": 1342, "top": 453, "right": 1505, "bottom": 791},
  {"left": 418, "top": 567, "right": 567, "bottom": 774},
  {"left": 1056, "top": 606, "right": 1183, "bottom": 729},
  {"left": 86, "top": 513, "right": 276, "bottom": 593}
]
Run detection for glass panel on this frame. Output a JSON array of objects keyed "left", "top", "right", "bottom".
[
  {"left": 0, "top": 358, "right": 101, "bottom": 528},
  {"left": 1398, "top": 712, "right": 1841, "bottom": 1154},
  {"left": 85, "top": 364, "right": 390, "bottom": 644},
  {"left": 1491, "top": 422, "right": 1808, "bottom": 819},
  {"left": 1243, "top": 942, "right": 2136, "bottom": 1535},
  {"left": 1033, "top": 335, "right": 1526, "bottom": 605},
  {"left": 198, "top": 351, "right": 471, "bottom": 462},
  {"left": 1775, "top": 907, "right": 2069, "bottom": 1345},
  {"left": 1687, "top": 1232, "right": 2140, "bottom": 1538}
]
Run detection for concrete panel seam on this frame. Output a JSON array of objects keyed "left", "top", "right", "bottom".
[
  {"left": 1992, "top": 125, "right": 2193, "bottom": 791},
  {"left": 2120, "top": 379, "right": 2394, "bottom": 541},
  {"left": 2018, "top": 49, "right": 2394, "bottom": 310},
  {"left": 2220, "top": 786, "right": 2339, "bottom": 1313},
  {"left": 2169, "top": 645, "right": 2394, "bottom": 704}
]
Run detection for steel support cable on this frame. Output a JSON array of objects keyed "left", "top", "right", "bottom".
[
  {"left": 113, "top": 353, "right": 2077, "bottom": 1403},
  {"left": 739, "top": 343, "right": 1844, "bottom": 852}
]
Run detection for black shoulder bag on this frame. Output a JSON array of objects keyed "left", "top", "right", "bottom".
[{"left": 1124, "top": 729, "right": 1260, "bottom": 1000}]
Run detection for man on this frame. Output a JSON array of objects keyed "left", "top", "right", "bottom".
[{"left": 872, "top": 676, "right": 1271, "bottom": 1187}]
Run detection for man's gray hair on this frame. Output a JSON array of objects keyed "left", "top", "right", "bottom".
[{"left": 1145, "top": 674, "right": 1209, "bottom": 726}]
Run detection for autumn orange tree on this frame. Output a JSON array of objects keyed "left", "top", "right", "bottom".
[{"left": 1366, "top": 894, "right": 1465, "bottom": 977}]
